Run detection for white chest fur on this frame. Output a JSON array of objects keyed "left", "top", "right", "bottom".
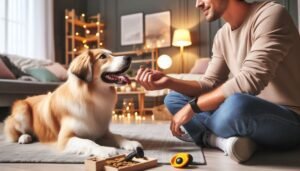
[{"left": 64, "top": 87, "right": 117, "bottom": 140}]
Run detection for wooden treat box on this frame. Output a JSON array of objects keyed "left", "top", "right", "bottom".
[{"left": 85, "top": 155, "right": 157, "bottom": 171}]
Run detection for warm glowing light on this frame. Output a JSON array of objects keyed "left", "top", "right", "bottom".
[
  {"left": 81, "top": 13, "right": 85, "bottom": 17},
  {"left": 85, "top": 30, "right": 90, "bottom": 34},
  {"left": 73, "top": 48, "right": 77, "bottom": 52},
  {"left": 84, "top": 44, "right": 89, "bottom": 49},
  {"left": 82, "top": 40, "right": 87, "bottom": 44},
  {"left": 100, "top": 30, "right": 103, "bottom": 33},
  {"left": 75, "top": 32, "right": 79, "bottom": 36},
  {"left": 83, "top": 25, "right": 87, "bottom": 28},
  {"left": 99, "top": 42, "right": 103, "bottom": 46},
  {"left": 157, "top": 54, "right": 172, "bottom": 69},
  {"left": 96, "top": 22, "right": 100, "bottom": 25},
  {"left": 65, "top": 16, "right": 69, "bottom": 19},
  {"left": 172, "top": 29, "right": 192, "bottom": 47},
  {"left": 96, "top": 32, "right": 100, "bottom": 37}
]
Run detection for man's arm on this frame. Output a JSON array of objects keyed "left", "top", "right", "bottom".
[{"left": 171, "top": 86, "right": 226, "bottom": 136}]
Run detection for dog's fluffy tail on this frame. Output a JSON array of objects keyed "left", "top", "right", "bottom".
[{"left": 4, "top": 100, "right": 32, "bottom": 142}]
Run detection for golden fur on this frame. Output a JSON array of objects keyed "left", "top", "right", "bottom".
[{"left": 4, "top": 49, "right": 141, "bottom": 157}]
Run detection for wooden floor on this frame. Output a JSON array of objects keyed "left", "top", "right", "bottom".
[{"left": 1, "top": 147, "right": 300, "bottom": 171}]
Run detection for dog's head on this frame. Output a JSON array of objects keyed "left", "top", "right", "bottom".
[{"left": 68, "top": 48, "right": 131, "bottom": 85}]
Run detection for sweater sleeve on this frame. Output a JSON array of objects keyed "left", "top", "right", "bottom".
[
  {"left": 198, "top": 31, "right": 230, "bottom": 93},
  {"left": 221, "top": 5, "right": 294, "bottom": 97}
]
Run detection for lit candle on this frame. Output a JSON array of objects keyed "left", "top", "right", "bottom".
[
  {"left": 131, "top": 82, "right": 137, "bottom": 91},
  {"left": 120, "top": 86, "right": 126, "bottom": 92},
  {"left": 125, "top": 85, "right": 131, "bottom": 92}
]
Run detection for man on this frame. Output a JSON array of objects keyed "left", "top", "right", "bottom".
[{"left": 136, "top": 0, "right": 300, "bottom": 163}]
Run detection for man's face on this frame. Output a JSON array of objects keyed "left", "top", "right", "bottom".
[{"left": 196, "top": 0, "right": 229, "bottom": 21}]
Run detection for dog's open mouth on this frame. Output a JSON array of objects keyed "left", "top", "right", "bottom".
[{"left": 101, "top": 68, "right": 131, "bottom": 85}]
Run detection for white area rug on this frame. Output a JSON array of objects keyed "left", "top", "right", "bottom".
[{"left": 0, "top": 122, "right": 205, "bottom": 164}]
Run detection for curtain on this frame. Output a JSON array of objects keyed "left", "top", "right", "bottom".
[{"left": 0, "top": 0, "right": 55, "bottom": 61}]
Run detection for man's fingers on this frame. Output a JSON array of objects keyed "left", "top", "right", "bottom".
[
  {"left": 135, "top": 67, "right": 146, "bottom": 82},
  {"left": 142, "top": 72, "right": 152, "bottom": 89}
]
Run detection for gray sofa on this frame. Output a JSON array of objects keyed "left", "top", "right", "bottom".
[{"left": 0, "top": 79, "right": 60, "bottom": 107}]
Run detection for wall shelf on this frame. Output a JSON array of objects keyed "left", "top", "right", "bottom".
[{"left": 65, "top": 9, "right": 105, "bottom": 65}]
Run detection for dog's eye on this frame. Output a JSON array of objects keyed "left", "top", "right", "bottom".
[{"left": 99, "top": 54, "right": 107, "bottom": 59}]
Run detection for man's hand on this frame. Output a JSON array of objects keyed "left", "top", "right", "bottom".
[
  {"left": 170, "top": 104, "right": 194, "bottom": 137},
  {"left": 135, "top": 67, "right": 169, "bottom": 90}
]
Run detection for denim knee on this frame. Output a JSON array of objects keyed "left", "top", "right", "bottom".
[
  {"left": 164, "top": 91, "right": 190, "bottom": 115},
  {"left": 212, "top": 93, "right": 255, "bottom": 134},
  {"left": 221, "top": 93, "right": 256, "bottom": 119}
]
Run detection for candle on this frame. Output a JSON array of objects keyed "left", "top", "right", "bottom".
[
  {"left": 120, "top": 86, "right": 126, "bottom": 92},
  {"left": 125, "top": 85, "right": 131, "bottom": 92},
  {"left": 131, "top": 82, "right": 137, "bottom": 91}
]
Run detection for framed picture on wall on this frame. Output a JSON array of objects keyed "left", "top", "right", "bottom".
[
  {"left": 145, "top": 11, "right": 171, "bottom": 49},
  {"left": 121, "top": 13, "right": 144, "bottom": 46}
]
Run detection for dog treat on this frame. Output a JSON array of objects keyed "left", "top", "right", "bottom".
[
  {"left": 105, "top": 156, "right": 139, "bottom": 168},
  {"left": 85, "top": 154, "right": 157, "bottom": 171}
]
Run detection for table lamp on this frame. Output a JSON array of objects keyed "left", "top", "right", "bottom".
[{"left": 172, "top": 29, "right": 192, "bottom": 73}]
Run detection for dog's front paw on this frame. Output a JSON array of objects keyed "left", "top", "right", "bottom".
[
  {"left": 120, "top": 140, "right": 143, "bottom": 151},
  {"left": 18, "top": 134, "right": 32, "bottom": 144},
  {"left": 92, "top": 146, "right": 118, "bottom": 158}
]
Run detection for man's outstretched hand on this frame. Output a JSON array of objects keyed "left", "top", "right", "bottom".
[{"left": 135, "top": 67, "right": 169, "bottom": 90}]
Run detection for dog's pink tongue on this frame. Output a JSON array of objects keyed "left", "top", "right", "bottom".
[{"left": 119, "top": 75, "right": 131, "bottom": 84}]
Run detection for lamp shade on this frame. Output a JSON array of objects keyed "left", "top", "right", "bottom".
[
  {"left": 172, "top": 29, "right": 192, "bottom": 47},
  {"left": 157, "top": 54, "right": 172, "bottom": 69}
]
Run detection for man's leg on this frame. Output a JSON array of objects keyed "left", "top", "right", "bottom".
[
  {"left": 164, "top": 91, "right": 211, "bottom": 146},
  {"left": 203, "top": 93, "right": 300, "bottom": 149}
]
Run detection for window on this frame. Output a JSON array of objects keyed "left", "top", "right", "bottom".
[{"left": 0, "top": 0, "right": 54, "bottom": 60}]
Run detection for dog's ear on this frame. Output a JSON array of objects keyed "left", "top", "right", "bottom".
[{"left": 69, "top": 51, "right": 93, "bottom": 82}]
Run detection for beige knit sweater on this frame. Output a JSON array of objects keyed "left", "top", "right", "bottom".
[{"left": 199, "top": 1, "right": 300, "bottom": 114}]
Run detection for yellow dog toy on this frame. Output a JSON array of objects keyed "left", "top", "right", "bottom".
[{"left": 170, "top": 153, "right": 193, "bottom": 168}]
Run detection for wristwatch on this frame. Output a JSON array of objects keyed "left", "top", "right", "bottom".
[{"left": 188, "top": 97, "right": 202, "bottom": 113}]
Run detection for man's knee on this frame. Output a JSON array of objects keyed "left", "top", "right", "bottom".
[
  {"left": 164, "top": 91, "right": 190, "bottom": 115},
  {"left": 218, "top": 93, "right": 256, "bottom": 123}
]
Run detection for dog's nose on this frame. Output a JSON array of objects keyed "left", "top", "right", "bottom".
[{"left": 125, "top": 56, "right": 132, "bottom": 63}]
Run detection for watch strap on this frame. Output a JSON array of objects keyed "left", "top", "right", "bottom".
[{"left": 189, "top": 97, "right": 202, "bottom": 113}]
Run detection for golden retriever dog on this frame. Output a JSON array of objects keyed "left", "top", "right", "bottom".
[{"left": 4, "top": 49, "right": 142, "bottom": 157}]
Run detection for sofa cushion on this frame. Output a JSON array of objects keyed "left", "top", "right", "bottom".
[
  {"left": 25, "top": 68, "right": 61, "bottom": 82},
  {"left": 45, "top": 63, "right": 68, "bottom": 81},
  {"left": 0, "top": 59, "right": 16, "bottom": 79},
  {"left": 189, "top": 58, "right": 210, "bottom": 74},
  {"left": 0, "top": 55, "right": 28, "bottom": 78}
]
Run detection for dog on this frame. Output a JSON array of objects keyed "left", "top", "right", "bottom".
[{"left": 4, "top": 49, "right": 142, "bottom": 157}]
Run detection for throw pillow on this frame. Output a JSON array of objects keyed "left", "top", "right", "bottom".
[
  {"left": 0, "top": 59, "right": 16, "bottom": 79},
  {"left": 0, "top": 55, "right": 28, "bottom": 78},
  {"left": 45, "top": 63, "right": 68, "bottom": 81},
  {"left": 189, "top": 58, "right": 210, "bottom": 74},
  {"left": 25, "top": 68, "right": 61, "bottom": 82}
]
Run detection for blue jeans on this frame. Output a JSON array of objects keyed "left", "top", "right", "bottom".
[{"left": 164, "top": 92, "right": 300, "bottom": 149}]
